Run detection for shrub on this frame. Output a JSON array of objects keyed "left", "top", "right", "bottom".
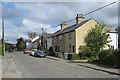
[
  {"left": 44, "top": 49, "right": 49, "bottom": 55},
  {"left": 71, "top": 53, "right": 80, "bottom": 60},
  {"left": 111, "top": 49, "right": 120, "bottom": 68},
  {"left": 48, "top": 47, "right": 55, "bottom": 56},
  {"left": 98, "top": 49, "right": 114, "bottom": 65},
  {"left": 78, "top": 45, "right": 91, "bottom": 57},
  {"left": 44, "top": 49, "right": 49, "bottom": 53}
]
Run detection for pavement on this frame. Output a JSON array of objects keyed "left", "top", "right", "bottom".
[
  {"left": 47, "top": 56, "right": 120, "bottom": 75},
  {"left": 1, "top": 52, "right": 22, "bottom": 78},
  {"left": 10, "top": 51, "right": 118, "bottom": 78}
]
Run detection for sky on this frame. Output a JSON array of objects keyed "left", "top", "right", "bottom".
[{"left": 0, "top": 1, "right": 119, "bottom": 44}]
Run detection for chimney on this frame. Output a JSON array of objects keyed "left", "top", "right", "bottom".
[
  {"left": 76, "top": 14, "right": 85, "bottom": 24},
  {"left": 60, "top": 21, "right": 67, "bottom": 30}
]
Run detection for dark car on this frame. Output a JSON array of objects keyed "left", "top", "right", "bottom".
[
  {"left": 24, "top": 49, "right": 31, "bottom": 54},
  {"left": 9, "top": 49, "right": 13, "bottom": 52},
  {"left": 34, "top": 50, "right": 46, "bottom": 57}
]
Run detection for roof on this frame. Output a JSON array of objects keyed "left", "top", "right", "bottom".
[
  {"left": 107, "top": 27, "right": 118, "bottom": 33},
  {"left": 32, "top": 36, "right": 40, "bottom": 42},
  {"left": 42, "top": 33, "right": 53, "bottom": 39},
  {"left": 51, "top": 19, "right": 91, "bottom": 37}
]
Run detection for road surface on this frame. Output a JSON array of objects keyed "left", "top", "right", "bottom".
[{"left": 11, "top": 51, "right": 118, "bottom": 78}]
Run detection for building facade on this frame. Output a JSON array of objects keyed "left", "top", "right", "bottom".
[
  {"left": 107, "top": 30, "right": 118, "bottom": 50},
  {"left": 49, "top": 14, "right": 118, "bottom": 54},
  {"left": 50, "top": 14, "right": 98, "bottom": 54}
]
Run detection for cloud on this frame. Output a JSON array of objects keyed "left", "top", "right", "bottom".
[
  {"left": 2, "top": 2, "right": 118, "bottom": 43},
  {"left": 4, "top": 18, "right": 60, "bottom": 43}
]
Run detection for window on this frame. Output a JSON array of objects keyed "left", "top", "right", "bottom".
[
  {"left": 54, "top": 37, "right": 55, "bottom": 42},
  {"left": 72, "top": 45, "right": 75, "bottom": 53},
  {"left": 111, "top": 46, "right": 114, "bottom": 50},
  {"left": 58, "top": 46, "right": 60, "bottom": 52},
  {"left": 108, "top": 45, "right": 114, "bottom": 50},
  {"left": 60, "top": 35, "right": 62, "bottom": 41},
  {"left": 68, "top": 32, "right": 71, "bottom": 39},
  {"left": 69, "top": 44, "right": 71, "bottom": 52}
]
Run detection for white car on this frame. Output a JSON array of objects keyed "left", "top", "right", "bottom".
[{"left": 30, "top": 49, "right": 37, "bottom": 56}]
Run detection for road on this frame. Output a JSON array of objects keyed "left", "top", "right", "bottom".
[{"left": 11, "top": 51, "right": 118, "bottom": 78}]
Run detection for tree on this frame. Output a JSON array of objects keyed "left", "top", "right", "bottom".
[
  {"left": 85, "top": 23, "right": 110, "bottom": 58},
  {"left": 16, "top": 37, "right": 26, "bottom": 51}
]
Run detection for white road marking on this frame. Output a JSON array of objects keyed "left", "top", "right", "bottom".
[
  {"left": 78, "top": 75, "right": 84, "bottom": 78},
  {"left": 56, "top": 67, "right": 65, "bottom": 71}
]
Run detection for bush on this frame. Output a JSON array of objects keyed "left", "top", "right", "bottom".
[
  {"left": 111, "top": 49, "right": 120, "bottom": 68},
  {"left": 78, "top": 45, "right": 91, "bottom": 57},
  {"left": 71, "top": 53, "right": 80, "bottom": 60},
  {"left": 44, "top": 49, "right": 49, "bottom": 53},
  {"left": 48, "top": 47, "right": 55, "bottom": 56},
  {"left": 98, "top": 49, "right": 114, "bottom": 65},
  {"left": 98, "top": 49, "right": 120, "bottom": 68}
]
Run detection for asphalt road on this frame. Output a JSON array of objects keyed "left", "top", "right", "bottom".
[{"left": 11, "top": 51, "right": 118, "bottom": 78}]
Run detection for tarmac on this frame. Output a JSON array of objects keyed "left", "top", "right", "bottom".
[
  {"left": 0, "top": 52, "right": 22, "bottom": 78},
  {"left": 46, "top": 56, "right": 120, "bottom": 76}
]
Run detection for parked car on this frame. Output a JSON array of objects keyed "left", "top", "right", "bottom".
[
  {"left": 30, "top": 49, "right": 37, "bottom": 56},
  {"left": 24, "top": 49, "right": 31, "bottom": 54},
  {"left": 9, "top": 49, "right": 13, "bottom": 52},
  {"left": 34, "top": 50, "right": 46, "bottom": 57}
]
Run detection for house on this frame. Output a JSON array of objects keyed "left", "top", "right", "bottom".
[
  {"left": 31, "top": 36, "right": 41, "bottom": 49},
  {"left": 26, "top": 32, "right": 53, "bottom": 50},
  {"left": 107, "top": 29, "right": 118, "bottom": 50},
  {"left": 116, "top": 26, "right": 120, "bottom": 36},
  {"left": 26, "top": 39, "right": 32, "bottom": 49},
  {"left": 49, "top": 14, "right": 118, "bottom": 54},
  {"left": 41, "top": 32, "right": 53, "bottom": 50},
  {"left": 47, "top": 35, "right": 53, "bottom": 49},
  {"left": 50, "top": 14, "right": 98, "bottom": 54}
]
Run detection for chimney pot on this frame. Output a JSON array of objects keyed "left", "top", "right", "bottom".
[
  {"left": 61, "top": 21, "right": 67, "bottom": 30},
  {"left": 76, "top": 14, "right": 85, "bottom": 24}
]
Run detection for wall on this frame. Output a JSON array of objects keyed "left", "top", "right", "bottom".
[
  {"left": 47, "top": 37, "right": 52, "bottom": 49},
  {"left": 64, "top": 31, "right": 76, "bottom": 53},
  {"left": 76, "top": 18, "right": 97, "bottom": 54},
  {"left": 107, "top": 32, "right": 118, "bottom": 50}
]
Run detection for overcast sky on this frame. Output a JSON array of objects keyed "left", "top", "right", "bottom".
[{"left": 0, "top": 1, "right": 119, "bottom": 44}]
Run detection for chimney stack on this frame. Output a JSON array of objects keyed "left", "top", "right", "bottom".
[
  {"left": 60, "top": 21, "right": 67, "bottom": 30},
  {"left": 76, "top": 14, "right": 85, "bottom": 24}
]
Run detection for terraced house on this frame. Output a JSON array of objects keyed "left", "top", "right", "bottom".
[{"left": 49, "top": 14, "right": 98, "bottom": 54}]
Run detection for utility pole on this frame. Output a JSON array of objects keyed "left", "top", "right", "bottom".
[
  {"left": 2, "top": 20, "right": 5, "bottom": 56},
  {"left": 41, "top": 28, "right": 44, "bottom": 51}
]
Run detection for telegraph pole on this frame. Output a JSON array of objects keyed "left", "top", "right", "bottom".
[{"left": 2, "top": 20, "right": 5, "bottom": 56}]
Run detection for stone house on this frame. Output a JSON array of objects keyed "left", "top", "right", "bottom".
[
  {"left": 48, "top": 14, "right": 118, "bottom": 54},
  {"left": 50, "top": 14, "right": 98, "bottom": 54}
]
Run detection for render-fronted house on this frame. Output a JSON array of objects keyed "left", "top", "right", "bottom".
[
  {"left": 107, "top": 29, "right": 118, "bottom": 50},
  {"left": 47, "top": 35, "right": 53, "bottom": 49},
  {"left": 41, "top": 33, "right": 53, "bottom": 50},
  {"left": 31, "top": 36, "right": 41, "bottom": 49}
]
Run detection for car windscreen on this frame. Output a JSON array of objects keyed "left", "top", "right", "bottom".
[
  {"left": 25, "top": 49, "right": 30, "bottom": 51},
  {"left": 37, "top": 51, "right": 43, "bottom": 53}
]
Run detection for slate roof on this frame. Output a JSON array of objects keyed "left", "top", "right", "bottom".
[
  {"left": 51, "top": 19, "right": 91, "bottom": 37},
  {"left": 42, "top": 33, "right": 53, "bottom": 39},
  {"left": 109, "top": 29, "right": 117, "bottom": 33}
]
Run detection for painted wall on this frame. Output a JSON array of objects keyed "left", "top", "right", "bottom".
[
  {"left": 64, "top": 31, "right": 76, "bottom": 53},
  {"left": 47, "top": 37, "right": 52, "bottom": 49},
  {"left": 107, "top": 32, "right": 118, "bottom": 50},
  {"left": 75, "top": 18, "right": 97, "bottom": 53},
  {"left": 26, "top": 42, "right": 32, "bottom": 49}
]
